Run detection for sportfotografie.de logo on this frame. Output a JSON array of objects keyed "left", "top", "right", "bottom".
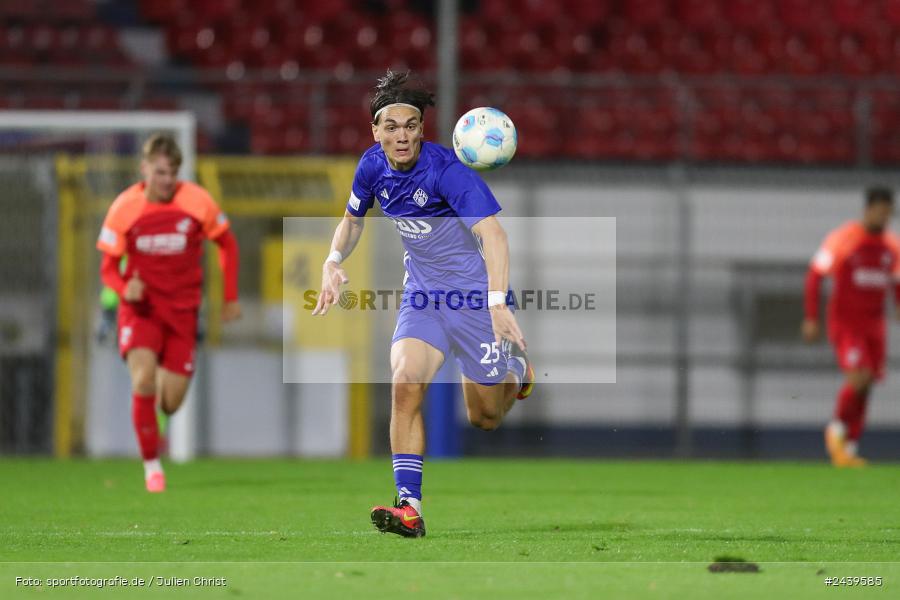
[{"left": 303, "top": 289, "right": 599, "bottom": 312}]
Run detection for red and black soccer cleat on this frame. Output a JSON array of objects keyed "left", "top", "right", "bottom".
[
  {"left": 515, "top": 352, "right": 535, "bottom": 400},
  {"left": 370, "top": 499, "right": 426, "bottom": 538}
]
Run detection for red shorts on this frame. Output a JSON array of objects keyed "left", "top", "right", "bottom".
[
  {"left": 118, "top": 302, "right": 198, "bottom": 376},
  {"left": 830, "top": 325, "right": 886, "bottom": 380}
]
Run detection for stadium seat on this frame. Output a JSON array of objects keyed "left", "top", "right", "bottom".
[
  {"left": 730, "top": 32, "right": 769, "bottom": 74},
  {"left": 887, "top": 0, "right": 900, "bottom": 27},
  {"left": 10, "top": 0, "right": 887, "bottom": 164},
  {"left": 141, "top": 0, "right": 188, "bottom": 23},
  {"left": 77, "top": 96, "right": 123, "bottom": 110},
  {"left": 296, "top": 0, "right": 350, "bottom": 24},
  {"left": 282, "top": 126, "right": 310, "bottom": 153},
  {"left": 831, "top": 0, "right": 880, "bottom": 33},
  {"left": 675, "top": 0, "right": 724, "bottom": 30},
  {"left": 777, "top": 0, "right": 824, "bottom": 32},
  {"left": 565, "top": 0, "right": 612, "bottom": 27},
  {"left": 623, "top": 0, "right": 670, "bottom": 27},
  {"left": 725, "top": 0, "right": 774, "bottom": 31},
  {"left": 250, "top": 126, "right": 284, "bottom": 154}
]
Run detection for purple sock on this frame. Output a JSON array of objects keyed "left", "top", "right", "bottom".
[
  {"left": 507, "top": 355, "right": 526, "bottom": 384},
  {"left": 392, "top": 453, "right": 423, "bottom": 501}
]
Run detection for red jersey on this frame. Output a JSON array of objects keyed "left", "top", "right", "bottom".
[
  {"left": 96, "top": 181, "right": 230, "bottom": 310},
  {"left": 806, "top": 221, "right": 900, "bottom": 330}
]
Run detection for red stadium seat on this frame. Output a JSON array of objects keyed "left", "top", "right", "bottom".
[
  {"left": 192, "top": 0, "right": 242, "bottom": 22},
  {"left": 81, "top": 0, "right": 891, "bottom": 161},
  {"left": 226, "top": 18, "right": 271, "bottom": 57},
  {"left": 139, "top": 97, "right": 179, "bottom": 110},
  {"left": 78, "top": 96, "right": 123, "bottom": 110},
  {"left": 141, "top": 0, "right": 188, "bottom": 23},
  {"left": 283, "top": 126, "right": 310, "bottom": 153},
  {"left": 834, "top": 32, "right": 876, "bottom": 76},
  {"left": 0, "top": 0, "right": 40, "bottom": 21},
  {"left": 24, "top": 95, "right": 67, "bottom": 109},
  {"left": 781, "top": 33, "right": 825, "bottom": 74},
  {"left": 252, "top": 102, "right": 287, "bottom": 130},
  {"left": 564, "top": 0, "right": 613, "bottom": 27},
  {"left": 609, "top": 26, "right": 665, "bottom": 74},
  {"left": 222, "top": 85, "right": 262, "bottom": 122},
  {"left": 675, "top": 0, "right": 725, "bottom": 30},
  {"left": 730, "top": 32, "right": 769, "bottom": 74},
  {"left": 505, "top": 102, "right": 560, "bottom": 158},
  {"left": 869, "top": 89, "right": 900, "bottom": 165},
  {"left": 663, "top": 31, "right": 703, "bottom": 73},
  {"left": 250, "top": 0, "right": 297, "bottom": 20},
  {"left": 297, "top": 0, "right": 350, "bottom": 24},
  {"left": 777, "top": 0, "right": 831, "bottom": 33},
  {"left": 514, "top": 0, "right": 562, "bottom": 28},
  {"left": 479, "top": 0, "right": 508, "bottom": 26},
  {"left": 887, "top": 0, "right": 900, "bottom": 27},
  {"left": 51, "top": 0, "right": 94, "bottom": 21},
  {"left": 831, "top": 0, "right": 880, "bottom": 33},
  {"left": 251, "top": 126, "right": 285, "bottom": 154},
  {"left": 623, "top": 0, "right": 671, "bottom": 27},
  {"left": 725, "top": 0, "right": 774, "bottom": 31}
]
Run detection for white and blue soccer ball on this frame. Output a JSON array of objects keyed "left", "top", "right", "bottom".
[{"left": 452, "top": 107, "right": 517, "bottom": 171}]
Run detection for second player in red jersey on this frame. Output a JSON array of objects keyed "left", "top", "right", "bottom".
[
  {"left": 803, "top": 187, "right": 900, "bottom": 467},
  {"left": 96, "top": 133, "right": 241, "bottom": 492}
]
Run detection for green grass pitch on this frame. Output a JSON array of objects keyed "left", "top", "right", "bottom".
[{"left": 1, "top": 458, "right": 898, "bottom": 598}]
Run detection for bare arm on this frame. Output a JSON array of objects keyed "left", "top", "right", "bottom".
[
  {"left": 330, "top": 210, "right": 366, "bottom": 260},
  {"left": 472, "top": 216, "right": 525, "bottom": 350},
  {"left": 472, "top": 215, "right": 509, "bottom": 293},
  {"left": 312, "top": 211, "right": 365, "bottom": 316}
]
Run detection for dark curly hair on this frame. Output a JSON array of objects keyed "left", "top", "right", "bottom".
[
  {"left": 866, "top": 186, "right": 894, "bottom": 206},
  {"left": 370, "top": 69, "right": 435, "bottom": 125}
]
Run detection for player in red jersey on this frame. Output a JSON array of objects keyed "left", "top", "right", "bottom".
[
  {"left": 803, "top": 187, "right": 900, "bottom": 467},
  {"left": 96, "top": 134, "right": 241, "bottom": 491}
]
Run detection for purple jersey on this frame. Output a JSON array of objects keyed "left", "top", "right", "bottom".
[{"left": 346, "top": 142, "right": 501, "bottom": 294}]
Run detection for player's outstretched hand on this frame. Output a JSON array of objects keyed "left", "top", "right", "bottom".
[
  {"left": 490, "top": 305, "right": 526, "bottom": 351},
  {"left": 801, "top": 318, "right": 820, "bottom": 342},
  {"left": 123, "top": 270, "right": 145, "bottom": 302},
  {"left": 312, "top": 261, "right": 349, "bottom": 316},
  {"left": 222, "top": 301, "right": 242, "bottom": 322}
]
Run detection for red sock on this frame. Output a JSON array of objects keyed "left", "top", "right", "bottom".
[
  {"left": 132, "top": 393, "right": 159, "bottom": 460},
  {"left": 847, "top": 391, "right": 870, "bottom": 441},
  {"left": 834, "top": 384, "right": 859, "bottom": 427}
]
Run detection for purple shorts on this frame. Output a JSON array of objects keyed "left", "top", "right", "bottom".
[{"left": 392, "top": 296, "right": 513, "bottom": 385}]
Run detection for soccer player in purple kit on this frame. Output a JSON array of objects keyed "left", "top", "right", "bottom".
[{"left": 312, "top": 71, "right": 535, "bottom": 538}]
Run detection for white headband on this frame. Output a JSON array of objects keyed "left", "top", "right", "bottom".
[{"left": 373, "top": 103, "right": 422, "bottom": 123}]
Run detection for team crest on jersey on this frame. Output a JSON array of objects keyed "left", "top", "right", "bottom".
[
  {"left": 882, "top": 251, "right": 893, "bottom": 266},
  {"left": 176, "top": 217, "right": 193, "bottom": 233},
  {"left": 413, "top": 188, "right": 429, "bottom": 207}
]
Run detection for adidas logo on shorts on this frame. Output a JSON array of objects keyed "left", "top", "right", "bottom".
[{"left": 486, "top": 366, "right": 499, "bottom": 378}]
